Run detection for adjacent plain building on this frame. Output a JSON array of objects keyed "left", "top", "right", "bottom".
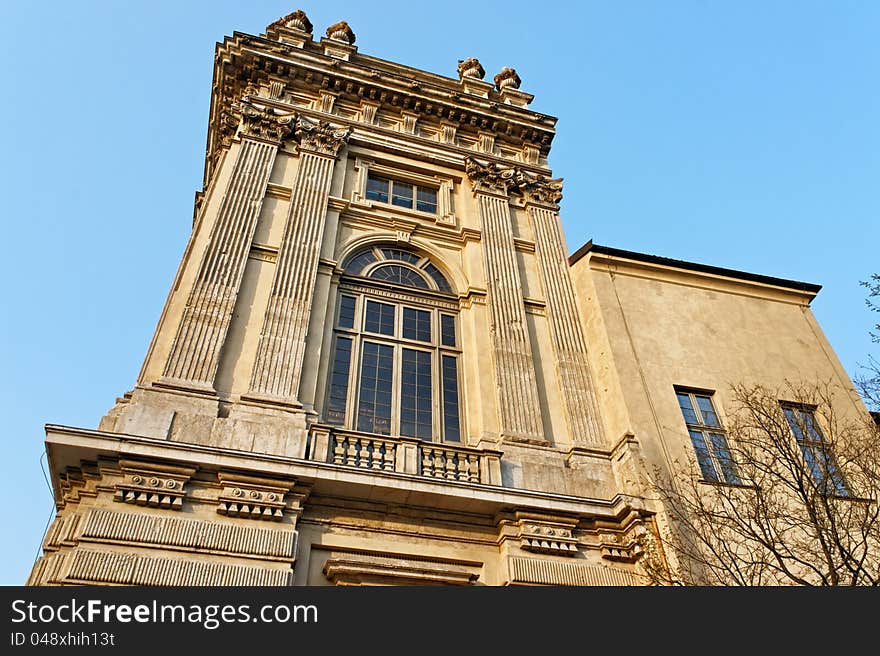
[{"left": 27, "top": 10, "right": 871, "bottom": 586}]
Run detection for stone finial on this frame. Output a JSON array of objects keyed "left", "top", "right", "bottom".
[
  {"left": 494, "top": 67, "right": 521, "bottom": 91},
  {"left": 269, "top": 9, "right": 313, "bottom": 33},
  {"left": 457, "top": 58, "right": 486, "bottom": 80},
  {"left": 326, "top": 20, "right": 356, "bottom": 45}
]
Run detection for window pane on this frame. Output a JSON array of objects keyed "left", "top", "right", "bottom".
[
  {"left": 365, "top": 174, "right": 389, "bottom": 203},
  {"left": 696, "top": 395, "right": 720, "bottom": 427},
  {"left": 403, "top": 307, "right": 431, "bottom": 342},
  {"left": 440, "top": 314, "right": 456, "bottom": 347},
  {"left": 369, "top": 264, "right": 429, "bottom": 289},
  {"left": 364, "top": 300, "right": 395, "bottom": 335},
  {"left": 392, "top": 181, "right": 414, "bottom": 209},
  {"left": 343, "top": 249, "right": 377, "bottom": 275},
  {"left": 416, "top": 186, "right": 438, "bottom": 213},
  {"left": 422, "top": 262, "right": 451, "bottom": 293},
  {"left": 338, "top": 295, "right": 356, "bottom": 329},
  {"left": 709, "top": 432, "right": 740, "bottom": 485},
  {"left": 356, "top": 342, "right": 394, "bottom": 435},
  {"left": 802, "top": 411, "right": 825, "bottom": 443},
  {"left": 442, "top": 355, "right": 460, "bottom": 442},
  {"left": 689, "top": 430, "right": 719, "bottom": 482},
  {"left": 326, "top": 337, "right": 352, "bottom": 426},
  {"left": 799, "top": 442, "right": 825, "bottom": 489},
  {"left": 400, "top": 349, "right": 432, "bottom": 440},
  {"left": 677, "top": 392, "right": 698, "bottom": 425},
  {"left": 380, "top": 248, "right": 422, "bottom": 265}
]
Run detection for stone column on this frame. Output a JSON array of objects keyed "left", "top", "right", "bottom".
[
  {"left": 523, "top": 178, "right": 605, "bottom": 446},
  {"left": 465, "top": 157, "right": 545, "bottom": 443},
  {"left": 162, "top": 103, "right": 295, "bottom": 390},
  {"left": 247, "top": 118, "right": 351, "bottom": 403}
]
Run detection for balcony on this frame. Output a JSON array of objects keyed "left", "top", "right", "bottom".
[{"left": 306, "top": 426, "right": 502, "bottom": 486}]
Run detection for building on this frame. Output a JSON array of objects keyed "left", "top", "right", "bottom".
[{"left": 27, "top": 10, "right": 872, "bottom": 586}]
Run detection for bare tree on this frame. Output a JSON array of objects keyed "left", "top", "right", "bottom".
[
  {"left": 856, "top": 274, "right": 880, "bottom": 412},
  {"left": 638, "top": 381, "right": 880, "bottom": 586}
]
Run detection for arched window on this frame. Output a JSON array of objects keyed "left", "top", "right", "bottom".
[{"left": 324, "top": 246, "right": 461, "bottom": 443}]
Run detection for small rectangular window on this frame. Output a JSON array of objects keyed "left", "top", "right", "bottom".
[
  {"left": 392, "top": 180, "right": 414, "bottom": 209},
  {"left": 782, "top": 405, "right": 848, "bottom": 496},
  {"left": 364, "top": 171, "right": 438, "bottom": 214},
  {"left": 440, "top": 314, "right": 456, "bottom": 347},
  {"left": 357, "top": 342, "right": 394, "bottom": 435},
  {"left": 338, "top": 295, "right": 356, "bottom": 329},
  {"left": 400, "top": 349, "right": 432, "bottom": 440},
  {"left": 326, "top": 337, "right": 353, "bottom": 425},
  {"left": 402, "top": 307, "right": 431, "bottom": 342},
  {"left": 365, "top": 174, "right": 390, "bottom": 203},
  {"left": 364, "top": 300, "right": 395, "bottom": 336},
  {"left": 442, "top": 355, "right": 461, "bottom": 442},
  {"left": 416, "top": 186, "right": 438, "bottom": 213},
  {"left": 676, "top": 389, "right": 740, "bottom": 485}
]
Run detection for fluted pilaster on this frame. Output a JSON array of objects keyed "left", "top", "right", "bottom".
[
  {"left": 528, "top": 201, "right": 605, "bottom": 446},
  {"left": 248, "top": 118, "right": 350, "bottom": 402},
  {"left": 466, "top": 158, "right": 545, "bottom": 442},
  {"left": 163, "top": 123, "right": 286, "bottom": 387}
]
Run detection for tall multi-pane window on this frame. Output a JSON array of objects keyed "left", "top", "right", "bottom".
[
  {"left": 324, "top": 246, "right": 461, "bottom": 443},
  {"left": 675, "top": 389, "right": 741, "bottom": 485},
  {"left": 781, "top": 404, "right": 848, "bottom": 496},
  {"left": 365, "top": 172, "right": 438, "bottom": 214}
]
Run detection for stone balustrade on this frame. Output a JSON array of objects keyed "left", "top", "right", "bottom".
[
  {"left": 331, "top": 433, "right": 396, "bottom": 471},
  {"left": 307, "top": 426, "right": 502, "bottom": 486},
  {"left": 420, "top": 444, "right": 481, "bottom": 483}
]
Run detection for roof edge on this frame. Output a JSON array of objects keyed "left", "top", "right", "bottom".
[{"left": 569, "top": 240, "right": 822, "bottom": 295}]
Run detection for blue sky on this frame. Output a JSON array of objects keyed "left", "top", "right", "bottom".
[{"left": 1, "top": 2, "right": 877, "bottom": 584}]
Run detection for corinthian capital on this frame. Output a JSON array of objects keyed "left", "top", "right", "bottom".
[
  {"left": 520, "top": 174, "right": 564, "bottom": 206},
  {"left": 464, "top": 156, "right": 519, "bottom": 195},
  {"left": 239, "top": 101, "right": 297, "bottom": 144},
  {"left": 295, "top": 117, "right": 352, "bottom": 157}
]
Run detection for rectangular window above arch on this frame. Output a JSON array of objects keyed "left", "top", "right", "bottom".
[{"left": 352, "top": 157, "right": 456, "bottom": 226}]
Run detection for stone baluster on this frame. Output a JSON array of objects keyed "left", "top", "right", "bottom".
[
  {"left": 332, "top": 435, "right": 345, "bottom": 465},
  {"left": 422, "top": 447, "right": 435, "bottom": 477},
  {"left": 467, "top": 455, "right": 480, "bottom": 483},
  {"left": 346, "top": 436, "right": 358, "bottom": 467},
  {"left": 382, "top": 442, "right": 395, "bottom": 471},
  {"left": 444, "top": 450, "right": 457, "bottom": 480}
]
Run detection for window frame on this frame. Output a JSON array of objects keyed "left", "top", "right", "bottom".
[
  {"left": 675, "top": 388, "right": 742, "bottom": 486},
  {"left": 351, "top": 157, "right": 456, "bottom": 226},
  {"left": 325, "top": 283, "right": 464, "bottom": 444},
  {"left": 365, "top": 173, "right": 439, "bottom": 215},
  {"left": 342, "top": 245, "right": 453, "bottom": 294},
  {"left": 780, "top": 402, "right": 849, "bottom": 497}
]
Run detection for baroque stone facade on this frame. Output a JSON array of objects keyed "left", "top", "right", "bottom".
[{"left": 28, "top": 10, "right": 870, "bottom": 586}]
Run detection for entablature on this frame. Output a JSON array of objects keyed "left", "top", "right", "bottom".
[{"left": 205, "top": 29, "right": 558, "bottom": 187}]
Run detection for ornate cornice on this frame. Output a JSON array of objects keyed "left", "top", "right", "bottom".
[
  {"left": 296, "top": 116, "right": 351, "bottom": 157},
  {"left": 464, "top": 156, "right": 563, "bottom": 205}
]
